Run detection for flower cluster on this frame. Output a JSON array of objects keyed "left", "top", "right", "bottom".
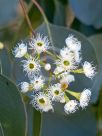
[{"left": 13, "top": 34, "right": 96, "bottom": 114}]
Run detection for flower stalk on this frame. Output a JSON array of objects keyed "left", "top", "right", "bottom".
[{"left": 66, "top": 90, "right": 80, "bottom": 100}]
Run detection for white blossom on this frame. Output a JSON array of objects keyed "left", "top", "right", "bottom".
[
  {"left": 65, "top": 35, "right": 81, "bottom": 51},
  {"left": 60, "top": 47, "right": 81, "bottom": 63},
  {"left": 22, "top": 57, "right": 40, "bottom": 77},
  {"left": 70, "top": 50, "right": 82, "bottom": 63},
  {"left": 55, "top": 56, "right": 77, "bottom": 72},
  {"left": 29, "top": 33, "right": 50, "bottom": 53},
  {"left": 48, "top": 83, "right": 65, "bottom": 103},
  {"left": 60, "top": 96, "right": 66, "bottom": 103},
  {"left": 20, "top": 82, "right": 29, "bottom": 93},
  {"left": 13, "top": 42, "right": 27, "bottom": 58},
  {"left": 60, "top": 47, "right": 71, "bottom": 58},
  {"left": 83, "top": 61, "right": 96, "bottom": 79},
  {"left": 64, "top": 100, "right": 79, "bottom": 114},
  {"left": 31, "top": 92, "right": 53, "bottom": 112},
  {"left": 80, "top": 89, "right": 91, "bottom": 108},
  {"left": 31, "top": 76, "right": 44, "bottom": 90},
  {"left": 60, "top": 72, "right": 75, "bottom": 84}
]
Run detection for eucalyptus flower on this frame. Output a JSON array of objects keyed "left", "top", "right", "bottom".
[
  {"left": 64, "top": 100, "right": 79, "bottom": 114},
  {"left": 31, "top": 75, "right": 44, "bottom": 91},
  {"left": 65, "top": 35, "right": 81, "bottom": 51},
  {"left": 60, "top": 47, "right": 81, "bottom": 63},
  {"left": 13, "top": 42, "right": 27, "bottom": 58},
  {"left": 80, "top": 89, "right": 91, "bottom": 108},
  {"left": 48, "top": 83, "right": 65, "bottom": 102},
  {"left": 83, "top": 61, "right": 96, "bottom": 79},
  {"left": 22, "top": 56, "right": 40, "bottom": 77},
  {"left": 55, "top": 55, "right": 77, "bottom": 72},
  {"left": 30, "top": 33, "right": 50, "bottom": 54},
  {"left": 31, "top": 92, "right": 53, "bottom": 112},
  {"left": 20, "top": 82, "right": 30, "bottom": 93},
  {"left": 60, "top": 72, "right": 75, "bottom": 84}
]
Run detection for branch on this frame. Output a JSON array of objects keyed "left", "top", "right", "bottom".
[{"left": 19, "top": 0, "right": 36, "bottom": 36}]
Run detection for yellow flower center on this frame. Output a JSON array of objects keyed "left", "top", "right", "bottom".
[
  {"left": 54, "top": 90, "right": 59, "bottom": 95},
  {"left": 39, "top": 98, "right": 45, "bottom": 104},
  {"left": 37, "top": 42, "right": 43, "bottom": 47},
  {"left": 63, "top": 60, "right": 70, "bottom": 66},
  {"left": 29, "top": 63, "right": 34, "bottom": 69}
]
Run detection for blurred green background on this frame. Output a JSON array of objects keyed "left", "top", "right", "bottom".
[{"left": 0, "top": 0, "right": 102, "bottom": 136}]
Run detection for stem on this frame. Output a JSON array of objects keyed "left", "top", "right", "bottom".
[
  {"left": 24, "top": 53, "right": 30, "bottom": 59},
  {"left": 46, "top": 51, "right": 58, "bottom": 59},
  {"left": 48, "top": 72, "right": 53, "bottom": 86},
  {"left": 66, "top": 90, "right": 80, "bottom": 100},
  {"left": 31, "top": 0, "right": 54, "bottom": 48},
  {"left": 19, "top": 0, "right": 36, "bottom": 36},
  {"left": 33, "top": 109, "right": 41, "bottom": 136},
  {"left": 71, "top": 69, "right": 84, "bottom": 74},
  {"left": 39, "top": 61, "right": 45, "bottom": 66},
  {"left": 37, "top": 53, "right": 40, "bottom": 59},
  {"left": 64, "top": 94, "right": 70, "bottom": 102}
]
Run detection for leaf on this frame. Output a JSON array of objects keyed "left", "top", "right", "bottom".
[
  {"left": 13, "top": 23, "right": 98, "bottom": 136},
  {"left": 53, "top": 0, "right": 66, "bottom": 26},
  {"left": 41, "top": 107, "right": 96, "bottom": 136},
  {"left": 14, "top": 23, "right": 98, "bottom": 103},
  {"left": 36, "top": 23, "right": 97, "bottom": 136},
  {"left": 71, "top": 18, "right": 98, "bottom": 36},
  {"left": 40, "top": 0, "right": 55, "bottom": 23},
  {"left": 69, "top": 0, "right": 102, "bottom": 29},
  {"left": 88, "top": 34, "right": 102, "bottom": 102},
  {"left": 0, "top": 0, "right": 17, "bottom": 27},
  {"left": 0, "top": 48, "right": 11, "bottom": 78},
  {"left": 35, "top": 23, "right": 98, "bottom": 103},
  {"left": 0, "top": 74, "right": 27, "bottom": 136}
]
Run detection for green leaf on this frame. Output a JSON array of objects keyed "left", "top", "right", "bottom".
[
  {"left": 14, "top": 22, "right": 98, "bottom": 103},
  {"left": 88, "top": 34, "right": 102, "bottom": 102},
  {"left": 53, "top": 0, "right": 66, "bottom": 26},
  {"left": 14, "top": 23, "right": 97, "bottom": 100},
  {"left": 35, "top": 23, "right": 98, "bottom": 103},
  {"left": 36, "top": 23, "right": 97, "bottom": 136},
  {"left": 41, "top": 107, "right": 96, "bottom": 136},
  {"left": 0, "top": 48, "right": 11, "bottom": 77},
  {"left": 13, "top": 23, "right": 98, "bottom": 136},
  {"left": 0, "top": 74, "right": 27, "bottom": 136},
  {"left": 69, "top": 0, "right": 102, "bottom": 29},
  {"left": 40, "top": 0, "right": 55, "bottom": 23}
]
